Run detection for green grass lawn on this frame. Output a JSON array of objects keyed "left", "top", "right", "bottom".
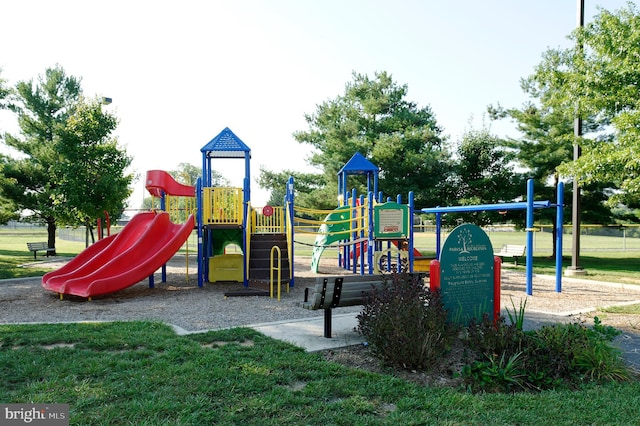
[
  {"left": 0, "top": 229, "right": 86, "bottom": 279},
  {"left": 1, "top": 321, "right": 639, "bottom": 425}
]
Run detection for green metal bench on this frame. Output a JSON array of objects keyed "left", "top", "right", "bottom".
[
  {"left": 26, "top": 242, "right": 55, "bottom": 260},
  {"left": 301, "top": 275, "right": 386, "bottom": 338},
  {"left": 494, "top": 244, "right": 526, "bottom": 266}
]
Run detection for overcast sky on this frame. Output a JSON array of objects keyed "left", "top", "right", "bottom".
[{"left": 1, "top": 0, "right": 632, "bottom": 207}]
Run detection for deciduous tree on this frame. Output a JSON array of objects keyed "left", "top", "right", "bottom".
[
  {"left": 1, "top": 65, "right": 82, "bottom": 250},
  {"left": 0, "top": 65, "right": 132, "bottom": 249},
  {"left": 527, "top": 3, "right": 640, "bottom": 208},
  {"left": 53, "top": 97, "right": 133, "bottom": 244},
  {"left": 447, "top": 128, "right": 524, "bottom": 226}
]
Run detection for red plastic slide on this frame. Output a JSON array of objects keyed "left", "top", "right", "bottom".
[
  {"left": 145, "top": 169, "right": 195, "bottom": 197},
  {"left": 42, "top": 212, "right": 195, "bottom": 298}
]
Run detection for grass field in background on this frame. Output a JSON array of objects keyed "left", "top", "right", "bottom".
[
  {"left": 2, "top": 226, "right": 639, "bottom": 284},
  {"left": 6, "top": 226, "right": 640, "bottom": 255},
  {"left": 292, "top": 229, "right": 640, "bottom": 256}
]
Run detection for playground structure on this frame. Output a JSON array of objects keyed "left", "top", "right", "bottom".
[
  {"left": 303, "top": 152, "right": 427, "bottom": 276},
  {"left": 43, "top": 128, "right": 295, "bottom": 298},
  {"left": 42, "top": 127, "right": 565, "bottom": 299},
  {"left": 421, "top": 179, "right": 565, "bottom": 296}
]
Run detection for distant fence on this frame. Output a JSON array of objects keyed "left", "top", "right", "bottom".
[
  {"left": 56, "top": 226, "right": 199, "bottom": 250},
  {"left": 413, "top": 224, "right": 640, "bottom": 253}
]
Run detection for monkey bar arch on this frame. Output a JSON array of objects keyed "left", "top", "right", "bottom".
[{"left": 421, "top": 179, "right": 565, "bottom": 295}]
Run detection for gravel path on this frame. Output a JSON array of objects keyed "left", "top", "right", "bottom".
[{"left": 0, "top": 255, "right": 362, "bottom": 332}]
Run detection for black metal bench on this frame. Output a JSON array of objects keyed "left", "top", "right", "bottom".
[
  {"left": 494, "top": 244, "right": 526, "bottom": 266},
  {"left": 301, "top": 275, "right": 386, "bottom": 338},
  {"left": 26, "top": 242, "right": 55, "bottom": 260}
]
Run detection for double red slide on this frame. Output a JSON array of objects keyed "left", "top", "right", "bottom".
[
  {"left": 43, "top": 170, "right": 196, "bottom": 298},
  {"left": 42, "top": 212, "right": 194, "bottom": 298}
]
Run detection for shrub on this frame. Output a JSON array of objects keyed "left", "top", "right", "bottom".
[
  {"left": 461, "top": 351, "right": 528, "bottom": 393},
  {"left": 356, "top": 272, "right": 458, "bottom": 371},
  {"left": 462, "top": 305, "right": 532, "bottom": 392},
  {"left": 465, "top": 313, "right": 524, "bottom": 360},
  {"left": 527, "top": 320, "right": 630, "bottom": 385},
  {"left": 357, "top": 273, "right": 633, "bottom": 392},
  {"left": 461, "top": 303, "right": 632, "bottom": 392}
]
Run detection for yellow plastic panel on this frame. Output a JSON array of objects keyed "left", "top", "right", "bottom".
[{"left": 208, "top": 254, "right": 243, "bottom": 282}]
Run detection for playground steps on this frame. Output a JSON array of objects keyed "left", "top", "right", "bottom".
[{"left": 249, "top": 233, "right": 290, "bottom": 282}]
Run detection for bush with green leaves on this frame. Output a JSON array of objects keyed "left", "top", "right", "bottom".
[
  {"left": 465, "top": 313, "right": 523, "bottom": 360},
  {"left": 357, "top": 273, "right": 633, "bottom": 392},
  {"left": 527, "top": 318, "right": 630, "bottom": 385},
  {"left": 460, "top": 351, "right": 529, "bottom": 393},
  {"left": 462, "top": 311, "right": 632, "bottom": 393},
  {"left": 356, "top": 272, "right": 458, "bottom": 370}
]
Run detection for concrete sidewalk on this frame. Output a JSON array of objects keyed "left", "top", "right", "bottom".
[
  {"left": 249, "top": 313, "right": 366, "bottom": 352},
  {"left": 245, "top": 310, "right": 640, "bottom": 371}
]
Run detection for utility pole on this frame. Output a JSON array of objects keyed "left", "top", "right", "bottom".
[{"left": 566, "top": 0, "right": 587, "bottom": 276}]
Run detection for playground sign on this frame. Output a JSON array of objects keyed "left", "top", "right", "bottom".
[
  {"left": 373, "top": 202, "right": 408, "bottom": 239},
  {"left": 437, "top": 224, "right": 496, "bottom": 324}
]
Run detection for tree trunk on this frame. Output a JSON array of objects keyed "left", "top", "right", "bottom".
[
  {"left": 46, "top": 216, "right": 57, "bottom": 256},
  {"left": 85, "top": 218, "right": 95, "bottom": 247}
]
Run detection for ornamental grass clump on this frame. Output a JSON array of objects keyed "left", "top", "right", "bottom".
[
  {"left": 462, "top": 306, "right": 634, "bottom": 393},
  {"left": 356, "top": 272, "right": 458, "bottom": 371}
]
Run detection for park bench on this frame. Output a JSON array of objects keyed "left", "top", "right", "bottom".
[
  {"left": 494, "top": 244, "right": 526, "bottom": 266},
  {"left": 301, "top": 274, "right": 386, "bottom": 338},
  {"left": 26, "top": 242, "right": 55, "bottom": 260}
]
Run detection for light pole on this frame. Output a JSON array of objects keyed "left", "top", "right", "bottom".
[{"left": 566, "top": 0, "right": 587, "bottom": 276}]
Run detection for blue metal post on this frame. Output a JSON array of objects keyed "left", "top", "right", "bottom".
[
  {"left": 351, "top": 188, "right": 357, "bottom": 273},
  {"left": 555, "top": 182, "right": 564, "bottom": 292},
  {"left": 526, "top": 179, "right": 534, "bottom": 295},
  {"left": 374, "top": 173, "right": 378, "bottom": 197},
  {"left": 435, "top": 211, "right": 442, "bottom": 259},
  {"left": 160, "top": 191, "right": 167, "bottom": 283},
  {"left": 288, "top": 176, "right": 295, "bottom": 288},
  {"left": 242, "top": 176, "right": 249, "bottom": 287},
  {"left": 359, "top": 194, "right": 365, "bottom": 275}
]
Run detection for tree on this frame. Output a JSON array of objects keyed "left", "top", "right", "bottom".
[
  {"left": 171, "top": 162, "right": 230, "bottom": 188},
  {"left": 0, "top": 69, "right": 18, "bottom": 224},
  {"left": 1, "top": 65, "right": 82, "bottom": 251},
  {"left": 526, "top": 3, "right": 640, "bottom": 208},
  {"left": 258, "top": 166, "right": 330, "bottom": 209},
  {"left": 446, "top": 128, "right": 524, "bottom": 226},
  {"left": 290, "top": 71, "right": 452, "bottom": 208},
  {"left": 0, "top": 65, "right": 131, "bottom": 250},
  {"left": 490, "top": 102, "right": 589, "bottom": 256},
  {"left": 0, "top": 156, "right": 19, "bottom": 224},
  {"left": 53, "top": 97, "right": 133, "bottom": 244},
  {"left": 0, "top": 68, "right": 10, "bottom": 110}
]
